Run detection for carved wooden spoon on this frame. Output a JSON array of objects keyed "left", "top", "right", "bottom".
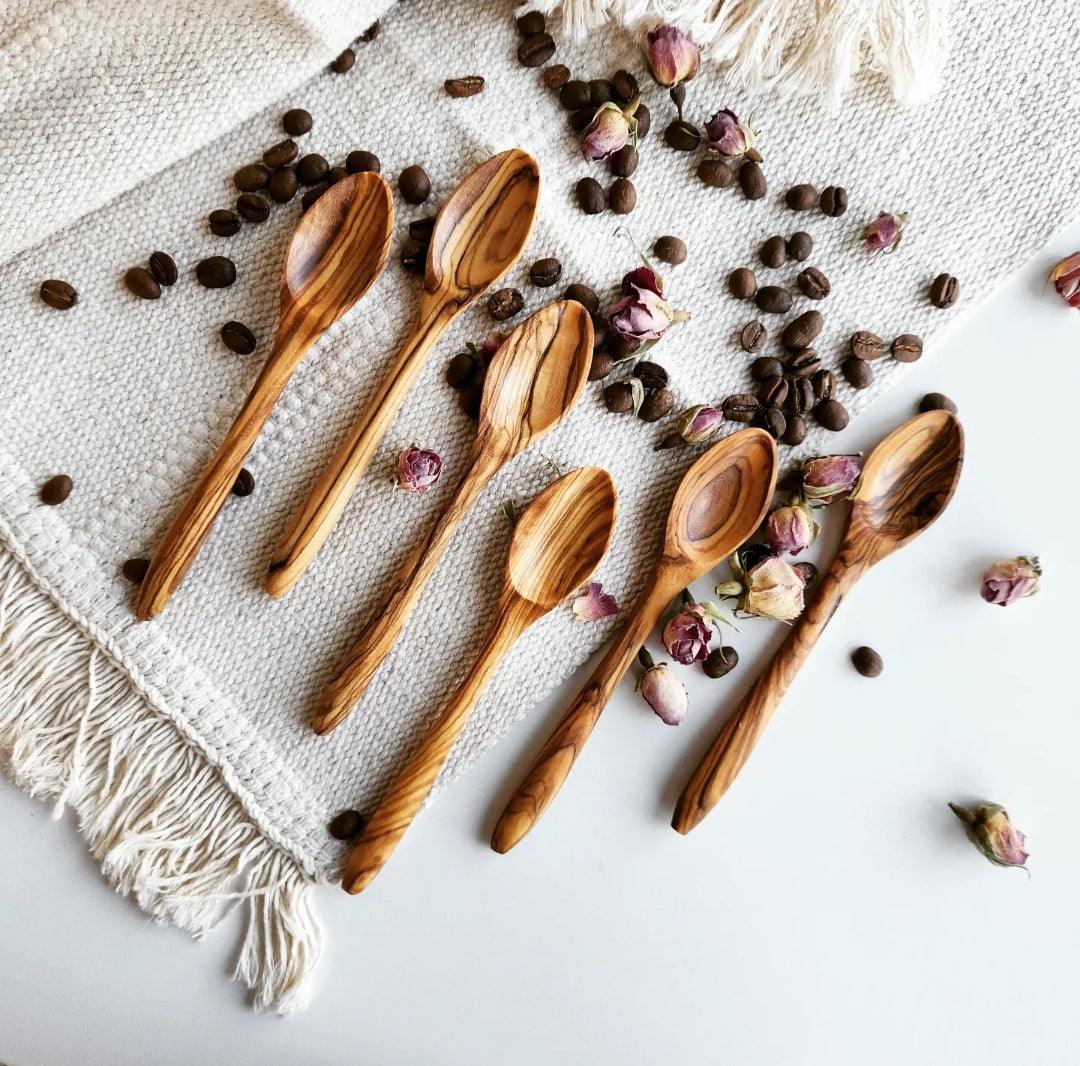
[
  {"left": 135, "top": 172, "right": 394, "bottom": 620},
  {"left": 314, "top": 299, "right": 593, "bottom": 736},
  {"left": 673, "top": 410, "right": 964, "bottom": 835},
  {"left": 341, "top": 466, "right": 617, "bottom": 894},
  {"left": 265, "top": 148, "right": 541, "bottom": 598},
  {"left": 490, "top": 428, "right": 778, "bottom": 854}
]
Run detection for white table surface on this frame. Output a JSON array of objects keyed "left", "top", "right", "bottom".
[{"left": 3, "top": 221, "right": 1080, "bottom": 1066}]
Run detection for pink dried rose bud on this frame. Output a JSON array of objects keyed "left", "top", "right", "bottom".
[
  {"left": 949, "top": 802, "right": 1029, "bottom": 870},
  {"left": 765, "top": 501, "right": 819, "bottom": 556},
  {"left": 1049, "top": 252, "right": 1080, "bottom": 309},
  {"left": 863, "top": 211, "right": 908, "bottom": 252},
  {"left": 607, "top": 266, "right": 688, "bottom": 347},
  {"left": 739, "top": 555, "right": 805, "bottom": 621},
  {"left": 581, "top": 102, "right": 636, "bottom": 162},
  {"left": 980, "top": 555, "right": 1041, "bottom": 606},
  {"left": 636, "top": 648, "right": 688, "bottom": 726},
  {"left": 572, "top": 581, "right": 620, "bottom": 621},
  {"left": 644, "top": 24, "right": 700, "bottom": 87},
  {"left": 394, "top": 445, "right": 442, "bottom": 494},
  {"left": 675, "top": 404, "right": 724, "bottom": 444},
  {"left": 662, "top": 604, "right": 713, "bottom": 664},
  {"left": 801, "top": 454, "right": 861, "bottom": 505},
  {"left": 703, "top": 109, "right": 753, "bottom": 158}
]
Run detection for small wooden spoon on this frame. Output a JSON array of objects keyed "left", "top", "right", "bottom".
[
  {"left": 341, "top": 466, "right": 617, "bottom": 894},
  {"left": 135, "top": 172, "right": 394, "bottom": 620},
  {"left": 315, "top": 300, "right": 593, "bottom": 736},
  {"left": 265, "top": 148, "right": 541, "bottom": 598},
  {"left": 490, "top": 428, "right": 778, "bottom": 854},
  {"left": 673, "top": 410, "right": 964, "bottom": 835}
]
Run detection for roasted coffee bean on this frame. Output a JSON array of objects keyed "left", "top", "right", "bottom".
[
  {"left": 632, "top": 361, "right": 668, "bottom": 389},
  {"left": 263, "top": 139, "right": 298, "bottom": 168},
  {"left": 811, "top": 368, "right": 835, "bottom": 402},
  {"left": 654, "top": 432, "right": 682, "bottom": 451},
  {"left": 326, "top": 166, "right": 348, "bottom": 186},
  {"left": 301, "top": 183, "right": 328, "bottom": 211},
  {"left": 755, "top": 285, "right": 792, "bottom": 314},
  {"left": 444, "top": 74, "right": 485, "bottom": 98},
  {"left": 750, "top": 355, "right": 782, "bottom": 380},
  {"left": 569, "top": 107, "right": 596, "bottom": 133},
  {"left": 543, "top": 64, "right": 571, "bottom": 90},
  {"left": 759, "top": 235, "right": 787, "bottom": 269},
  {"left": 518, "top": 32, "right": 556, "bottom": 67},
  {"left": 296, "top": 153, "right": 329, "bottom": 186},
  {"left": 330, "top": 48, "right": 355, "bottom": 74},
  {"left": 282, "top": 108, "right": 313, "bottom": 136},
  {"left": 124, "top": 266, "right": 161, "bottom": 300},
  {"left": 237, "top": 192, "right": 270, "bottom": 222},
  {"left": 603, "top": 381, "right": 636, "bottom": 414},
  {"left": 756, "top": 405, "right": 787, "bottom": 440},
  {"left": 919, "top": 391, "right": 957, "bottom": 414},
  {"left": 819, "top": 185, "right": 848, "bottom": 217},
  {"left": 121, "top": 557, "right": 149, "bottom": 584},
  {"left": 515, "top": 10, "right": 545, "bottom": 35},
  {"left": 196, "top": 256, "right": 236, "bottom": 289},
  {"left": 648, "top": 236, "right": 686, "bottom": 269},
  {"left": 843, "top": 357, "right": 874, "bottom": 390},
  {"left": 608, "top": 178, "right": 636, "bottom": 214},
  {"left": 781, "top": 310, "right": 823, "bottom": 350},
  {"left": 738, "top": 160, "right": 767, "bottom": 200},
  {"left": 559, "top": 79, "right": 591, "bottom": 110},
  {"left": 795, "top": 267, "right": 829, "bottom": 301},
  {"left": 785, "top": 348, "right": 821, "bottom": 378},
  {"left": 930, "top": 273, "right": 959, "bottom": 308},
  {"left": 741, "top": 321, "right": 768, "bottom": 354},
  {"left": 589, "top": 79, "right": 614, "bottom": 105},
  {"left": 458, "top": 383, "right": 483, "bottom": 419},
  {"left": 575, "top": 176, "right": 605, "bottom": 216},
  {"left": 635, "top": 104, "right": 651, "bottom": 139},
  {"left": 208, "top": 208, "right": 241, "bottom": 236},
  {"left": 328, "top": 809, "right": 366, "bottom": 840},
  {"left": 234, "top": 162, "right": 270, "bottom": 192},
  {"left": 697, "top": 159, "right": 734, "bottom": 188},
  {"left": 399, "top": 238, "right": 426, "bottom": 273},
  {"left": 398, "top": 165, "right": 431, "bottom": 205},
  {"left": 785, "top": 183, "right": 818, "bottom": 211},
  {"left": 781, "top": 413, "right": 807, "bottom": 446},
  {"left": 850, "top": 330, "right": 886, "bottom": 361},
  {"left": 608, "top": 334, "right": 640, "bottom": 361},
  {"left": 639, "top": 388, "right": 674, "bottom": 422},
  {"left": 563, "top": 282, "right": 599, "bottom": 315},
  {"left": 757, "top": 375, "right": 788, "bottom": 408},
  {"left": 609, "top": 145, "right": 638, "bottom": 178},
  {"left": 703, "top": 646, "right": 739, "bottom": 678},
  {"left": 815, "top": 398, "right": 849, "bottom": 431},
  {"left": 39, "top": 279, "right": 78, "bottom": 310},
  {"left": 345, "top": 150, "right": 380, "bottom": 174},
  {"left": 786, "top": 231, "right": 813, "bottom": 262},
  {"left": 664, "top": 119, "right": 701, "bottom": 151},
  {"left": 851, "top": 646, "right": 883, "bottom": 678},
  {"left": 408, "top": 216, "right": 437, "bottom": 242},
  {"left": 220, "top": 320, "right": 257, "bottom": 355},
  {"left": 268, "top": 166, "right": 298, "bottom": 203},
  {"left": 359, "top": 20, "right": 380, "bottom": 41},
  {"left": 612, "top": 68, "right": 639, "bottom": 103},
  {"left": 446, "top": 350, "right": 479, "bottom": 390},
  {"left": 148, "top": 251, "right": 178, "bottom": 287},
  {"left": 787, "top": 377, "right": 816, "bottom": 414},
  {"left": 589, "top": 350, "right": 615, "bottom": 381},
  {"left": 40, "top": 474, "right": 72, "bottom": 505},
  {"left": 722, "top": 393, "right": 760, "bottom": 423},
  {"left": 891, "top": 333, "right": 923, "bottom": 363},
  {"left": 728, "top": 267, "right": 758, "bottom": 299},
  {"left": 529, "top": 257, "right": 562, "bottom": 287},
  {"left": 488, "top": 287, "right": 524, "bottom": 320},
  {"left": 232, "top": 468, "right": 255, "bottom": 497}
]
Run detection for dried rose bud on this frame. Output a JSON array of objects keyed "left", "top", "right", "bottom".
[
  {"left": 675, "top": 404, "right": 724, "bottom": 444},
  {"left": 863, "top": 211, "right": 908, "bottom": 253},
  {"left": 581, "top": 102, "right": 635, "bottom": 162},
  {"left": 479, "top": 331, "right": 507, "bottom": 363},
  {"left": 1049, "top": 252, "right": 1080, "bottom": 309},
  {"left": 636, "top": 648, "right": 688, "bottom": 726},
  {"left": 949, "top": 802, "right": 1029, "bottom": 870},
  {"left": 644, "top": 24, "right": 700, "bottom": 87},
  {"left": 802, "top": 454, "right": 861, "bottom": 505},
  {"left": 607, "top": 266, "right": 682, "bottom": 345},
  {"left": 572, "top": 581, "right": 620, "bottom": 621},
  {"left": 661, "top": 604, "right": 713, "bottom": 664},
  {"left": 394, "top": 445, "right": 442, "bottom": 494},
  {"left": 765, "top": 501, "right": 819, "bottom": 556},
  {"left": 703, "top": 109, "right": 753, "bottom": 158},
  {"left": 739, "top": 555, "right": 805, "bottom": 621},
  {"left": 981, "top": 555, "right": 1041, "bottom": 606}
]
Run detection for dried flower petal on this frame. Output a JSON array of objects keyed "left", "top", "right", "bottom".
[
  {"left": 581, "top": 102, "right": 635, "bottom": 162},
  {"left": 863, "top": 211, "right": 908, "bottom": 253},
  {"left": 981, "top": 556, "right": 1041, "bottom": 606},
  {"left": 636, "top": 650, "right": 688, "bottom": 725},
  {"left": 949, "top": 802, "right": 1029, "bottom": 869},
  {"left": 644, "top": 24, "right": 700, "bottom": 87},
  {"left": 802, "top": 454, "right": 861, "bottom": 505},
  {"left": 765, "top": 501, "right": 819, "bottom": 556},
  {"left": 607, "top": 266, "right": 687, "bottom": 346},
  {"left": 703, "top": 109, "right": 753, "bottom": 157},
  {"left": 1049, "top": 252, "right": 1080, "bottom": 309},
  {"left": 661, "top": 604, "right": 713, "bottom": 664},
  {"left": 395, "top": 445, "right": 442, "bottom": 494},
  {"left": 572, "top": 581, "right": 620, "bottom": 621},
  {"left": 740, "top": 555, "right": 805, "bottom": 621},
  {"left": 675, "top": 404, "right": 724, "bottom": 444}
]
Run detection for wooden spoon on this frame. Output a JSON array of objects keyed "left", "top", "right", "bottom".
[
  {"left": 490, "top": 428, "right": 778, "bottom": 854},
  {"left": 265, "top": 148, "right": 541, "bottom": 598},
  {"left": 135, "top": 172, "right": 394, "bottom": 620},
  {"left": 341, "top": 466, "right": 617, "bottom": 894},
  {"left": 673, "top": 410, "right": 964, "bottom": 835},
  {"left": 315, "top": 300, "right": 593, "bottom": 736}
]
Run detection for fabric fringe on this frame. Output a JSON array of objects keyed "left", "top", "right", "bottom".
[{"left": 0, "top": 547, "right": 322, "bottom": 1013}]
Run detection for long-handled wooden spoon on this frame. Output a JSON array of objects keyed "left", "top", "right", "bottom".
[
  {"left": 672, "top": 410, "right": 964, "bottom": 835},
  {"left": 490, "top": 428, "right": 778, "bottom": 854},
  {"left": 135, "top": 172, "right": 394, "bottom": 620},
  {"left": 341, "top": 466, "right": 617, "bottom": 894},
  {"left": 315, "top": 300, "right": 593, "bottom": 736},
  {"left": 265, "top": 148, "right": 541, "bottom": 599}
]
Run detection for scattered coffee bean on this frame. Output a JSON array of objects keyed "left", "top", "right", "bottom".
[
  {"left": 787, "top": 377, "right": 816, "bottom": 414},
  {"left": 703, "top": 646, "right": 739, "bottom": 678},
  {"left": 330, "top": 48, "right": 356, "bottom": 74},
  {"left": 268, "top": 166, "right": 298, "bottom": 203},
  {"left": 282, "top": 108, "right": 313, "bottom": 136},
  {"left": 786, "top": 231, "right": 813, "bottom": 262},
  {"left": 698, "top": 159, "right": 734, "bottom": 188},
  {"left": 728, "top": 267, "right": 758, "bottom": 299},
  {"left": 797, "top": 267, "right": 830, "bottom": 301},
  {"left": 745, "top": 148, "right": 763, "bottom": 163},
  {"left": 408, "top": 217, "right": 437, "bottom": 242},
  {"left": 399, "top": 238, "right": 426, "bottom": 273},
  {"left": 40, "top": 474, "right": 72, "bottom": 506},
  {"left": 786, "top": 348, "right": 822, "bottom": 378},
  {"left": 39, "top": 279, "right": 78, "bottom": 310},
  {"left": 220, "top": 321, "right": 257, "bottom": 355},
  {"left": 588, "top": 79, "right": 614, "bottom": 105},
  {"left": 609, "top": 145, "right": 638, "bottom": 178},
  {"left": 639, "top": 388, "right": 674, "bottom": 422},
  {"left": 346, "top": 150, "right": 380, "bottom": 174},
  {"left": 781, "top": 413, "right": 807, "bottom": 446},
  {"left": 399, "top": 165, "right": 431, "bottom": 205},
  {"left": 208, "top": 209, "right": 241, "bottom": 236},
  {"left": 589, "top": 350, "right": 615, "bottom": 381},
  {"left": 359, "top": 20, "right": 380, "bottom": 41},
  {"left": 750, "top": 355, "right": 782, "bottom": 380},
  {"left": 632, "top": 361, "right": 668, "bottom": 389},
  {"left": 636, "top": 104, "right": 651, "bottom": 139},
  {"left": 843, "top": 357, "right": 874, "bottom": 389},
  {"left": 608, "top": 178, "right": 636, "bottom": 214},
  {"left": 612, "top": 69, "right": 639, "bottom": 103},
  {"left": 757, "top": 405, "right": 787, "bottom": 440},
  {"left": 742, "top": 321, "right": 768, "bottom": 354},
  {"left": 603, "top": 381, "right": 636, "bottom": 414},
  {"left": 851, "top": 646, "right": 883, "bottom": 678},
  {"left": 328, "top": 809, "right": 366, "bottom": 840},
  {"left": 781, "top": 310, "right": 823, "bottom": 350},
  {"left": 569, "top": 107, "right": 596, "bottom": 133},
  {"left": 515, "top": 10, "right": 545, "bottom": 35},
  {"left": 654, "top": 432, "right": 682, "bottom": 451},
  {"left": 121, "top": 558, "right": 149, "bottom": 584},
  {"left": 738, "top": 160, "right": 767, "bottom": 200},
  {"left": 237, "top": 192, "right": 270, "bottom": 223},
  {"left": 529, "top": 257, "right": 562, "bottom": 287},
  {"left": 722, "top": 393, "right": 760, "bottom": 423},
  {"left": 850, "top": 330, "right": 886, "bottom": 361},
  {"left": 196, "top": 256, "right": 237, "bottom": 289},
  {"left": 296, "top": 154, "right": 329, "bottom": 186},
  {"left": 458, "top": 383, "right": 483, "bottom": 419},
  {"left": 785, "top": 183, "right": 818, "bottom": 211},
  {"left": 301, "top": 183, "right": 328, "bottom": 211},
  {"left": 559, "top": 80, "right": 591, "bottom": 110},
  {"left": 446, "top": 350, "right": 479, "bottom": 389},
  {"left": 575, "top": 176, "right": 605, "bottom": 215},
  {"left": 148, "top": 251, "right": 178, "bottom": 287},
  {"left": 815, "top": 398, "right": 849, "bottom": 431},
  {"left": 124, "top": 266, "right": 161, "bottom": 300},
  {"left": 757, "top": 375, "right": 788, "bottom": 408},
  {"left": 234, "top": 162, "right": 270, "bottom": 192},
  {"left": 232, "top": 468, "right": 255, "bottom": 497},
  {"left": 759, "top": 235, "right": 786, "bottom": 269},
  {"left": 488, "top": 287, "right": 524, "bottom": 320},
  {"left": 263, "top": 139, "right": 298, "bottom": 168},
  {"left": 819, "top": 186, "right": 848, "bottom": 217},
  {"left": 607, "top": 335, "right": 640, "bottom": 361},
  {"left": 919, "top": 391, "right": 957, "bottom": 414},
  {"left": 755, "top": 285, "right": 792, "bottom": 314},
  {"left": 563, "top": 282, "right": 599, "bottom": 315},
  {"left": 326, "top": 166, "right": 348, "bottom": 186},
  {"left": 811, "top": 368, "right": 835, "bottom": 402},
  {"left": 518, "top": 32, "right": 555, "bottom": 67},
  {"left": 664, "top": 120, "right": 701, "bottom": 152},
  {"left": 543, "top": 64, "right": 571, "bottom": 90},
  {"left": 930, "top": 273, "right": 959, "bottom": 308},
  {"left": 891, "top": 333, "right": 923, "bottom": 363}
]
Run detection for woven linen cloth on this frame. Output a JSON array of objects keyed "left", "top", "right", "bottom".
[{"left": 2, "top": 0, "right": 1078, "bottom": 1011}]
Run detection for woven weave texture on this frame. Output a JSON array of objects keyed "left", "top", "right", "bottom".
[{"left": 2, "top": 0, "right": 1078, "bottom": 883}]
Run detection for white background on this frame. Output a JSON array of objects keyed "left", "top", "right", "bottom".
[{"left": 3, "top": 222, "right": 1079, "bottom": 1065}]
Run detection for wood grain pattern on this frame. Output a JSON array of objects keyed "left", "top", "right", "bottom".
[
  {"left": 341, "top": 465, "right": 617, "bottom": 894},
  {"left": 264, "top": 148, "right": 541, "bottom": 598},
  {"left": 672, "top": 410, "right": 965, "bottom": 835},
  {"left": 315, "top": 300, "right": 593, "bottom": 735},
  {"left": 135, "top": 173, "right": 394, "bottom": 620},
  {"left": 490, "top": 429, "right": 778, "bottom": 854}
]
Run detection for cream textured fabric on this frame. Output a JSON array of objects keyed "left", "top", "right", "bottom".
[{"left": 1, "top": 0, "right": 1078, "bottom": 1010}]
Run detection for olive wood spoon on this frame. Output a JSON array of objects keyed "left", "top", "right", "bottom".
[
  {"left": 491, "top": 428, "right": 778, "bottom": 854},
  {"left": 265, "top": 148, "right": 540, "bottom": 598},
  {"left": 673, "top": 410, "right": 964, "bottom": 835},
  {"left": 315, "top": 300, "right": 593, "bottom": 735},
  {"left": 135, "top": 172, "right": 394, "bottom": 620},
  {"left": 341, "top": 466, "right": 617, "bottom": 894}
]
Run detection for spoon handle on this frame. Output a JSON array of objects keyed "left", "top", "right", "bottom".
[
  {"left": 315, "top": 446, "right": 506, "bottom": 735},
  {"left": 264, "top": 302, "right": 452, "bottom": 598},
  {"left": 490, "top": 576, "right": 679, "bottom": 853},
  {"left": 341, "top": 595, "right": 541, "bottom": 894},
  {"left": 672, "top": 549, "right": 867, "bottom": 835},
  {"left": 135, "top": 333, "right": 311, "bottom": 620}
]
